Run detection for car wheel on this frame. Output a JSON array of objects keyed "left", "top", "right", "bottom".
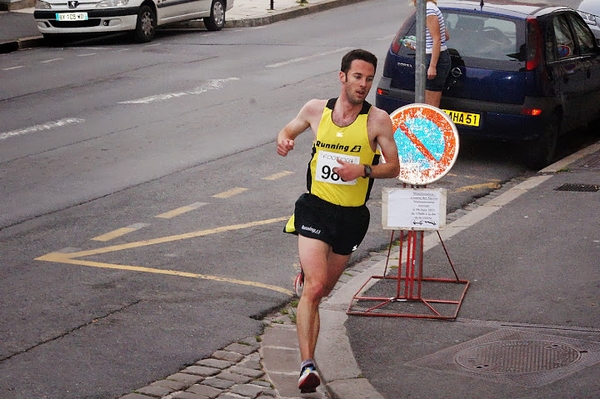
[
  {"left": 204, "top": 0, "right": 225, "bottom": 31},
  {"left": 525, "top": 114, "right": 559, "bottom": 170},
  {"left": 133, "top": 5, "right": 156, "bottom": 43}
]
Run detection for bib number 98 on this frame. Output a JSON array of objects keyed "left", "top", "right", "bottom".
[{"left": 315, "top": 150, "right": 359, "bottom": 185}]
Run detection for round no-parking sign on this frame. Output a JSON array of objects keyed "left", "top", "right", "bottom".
[{"left": 391, "top": 104, "right": 459, "bottom": 185}]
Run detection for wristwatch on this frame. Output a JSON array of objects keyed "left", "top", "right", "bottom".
[{"left": 363, "top": 164, "right": 372, "bottom": 178}]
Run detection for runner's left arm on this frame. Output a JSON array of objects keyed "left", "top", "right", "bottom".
[{"left": 369, "top": 108, "right": 400, "bottom": 179}]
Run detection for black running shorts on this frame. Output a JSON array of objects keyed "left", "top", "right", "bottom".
[{"left": 291, "top": 193, "right": 370, "bottom": 255}]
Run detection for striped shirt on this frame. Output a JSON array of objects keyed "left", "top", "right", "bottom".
[{"left": 426, "top": 2, "right": 448, "bottom": 54}]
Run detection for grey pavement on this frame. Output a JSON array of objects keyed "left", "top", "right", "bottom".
[{"left": 2, "top": 1, "right": 600, "bottom": 398}]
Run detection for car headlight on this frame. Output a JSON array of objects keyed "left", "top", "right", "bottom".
[
  {"left": 96, "top": 0, "right": 129, "bottom": 7},
  {"left": 35, "top": 0, "right": 52, "bottom": 9},
  {"left": 579, "top": 11, "right": 599, "bottom": 27}
]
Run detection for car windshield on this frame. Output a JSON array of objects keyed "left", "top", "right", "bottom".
[{"left": 444, "top": 12, "right": 520, "bottom": 61}]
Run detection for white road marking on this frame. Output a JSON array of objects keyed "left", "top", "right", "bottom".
[
  {"left": 0, "top": 118, "right": 85, "bottom": 141},
  {"left": 118, "top": 77, "right": 239, "bottom": 104},
  {"left": 2, "top": 65, "right": 25, "bottom": 71},
  {"left": 40, "top": 58, "right": 64, "bottom": 64},
  {"left": 266, "top": 47, "right": 352, "bottom": 68}
]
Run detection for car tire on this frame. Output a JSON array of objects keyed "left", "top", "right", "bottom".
[
  {"left": 204, "top": 0, "right": 226, "bottom": 31},
  {"left": 133, "top": 5, "right": 156, "bottom": 43},
  {"left": 525, "top": 114, "right": 559, "bottom": 170}
]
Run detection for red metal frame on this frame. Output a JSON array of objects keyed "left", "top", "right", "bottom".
[{"left": 347, "top": 229, "right": 469, "bottom": 319}]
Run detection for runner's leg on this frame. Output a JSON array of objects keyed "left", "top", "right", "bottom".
[{"left": 296, "top": 235, "right": 350, "bottom": 361}]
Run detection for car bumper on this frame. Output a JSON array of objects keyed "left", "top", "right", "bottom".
[
  {"left": 34, "top": 8, "right": 139, "bottom": 34},
  {"left": 376, "top": 77, "right": 553, "bottom": 142}
]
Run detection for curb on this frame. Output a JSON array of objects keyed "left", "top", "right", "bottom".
[{"left": 0, "top": 36, "right": 43, "bottom": 54}]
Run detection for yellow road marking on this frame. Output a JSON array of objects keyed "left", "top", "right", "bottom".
[
  {"left": 212, "top": 187, "right": 248, "bottom": 198},
  {"left": 35, "top": 216, "right": 292, "bottom": 295},
  {"left": 35, "top": 254, "right": 292, "bottom": 295},
  {"left": 453, "top": 181, "right": 501, "bottom": 193},
  {"left": 155, "top": 202, "right": 208, "bottom": 219},
  {"left": 91, "top": 223, "right": 149, "bottom": 242},
  {"left": 263, "top": 171, "right": 294, "bottom": 181}
]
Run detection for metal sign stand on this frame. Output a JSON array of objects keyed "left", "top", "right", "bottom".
[
  {"left": 346, "top": 195, "right": 470, "bottom": 319},
  {"left": 347, "top": 101, "right": 469, "bottom": 318}
]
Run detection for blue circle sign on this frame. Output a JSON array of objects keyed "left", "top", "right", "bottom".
[{"left": 390, "top": 104, "right": 459, "bottom": 185}]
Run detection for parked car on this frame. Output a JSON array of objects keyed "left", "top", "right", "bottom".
[
  {"left": 376, "top": 0, "right": 600, "bottom": 169},
  {"left": 34, "top": 0, "right": 233, "bottom": 43},
  {"left": 577, "top": 0, "right": 600, "bottom": 45}
]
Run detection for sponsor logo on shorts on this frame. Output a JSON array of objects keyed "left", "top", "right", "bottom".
[
  {"left": 301, "top": 225, "right": 321, "bottom": 235},
  {"left": 352, "top": 245, "right": 358, "bottom": 252}
]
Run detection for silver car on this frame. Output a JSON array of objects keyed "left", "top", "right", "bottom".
[
  {"left": 34, "top": 0, "right": 234, "bottom": 43},
  {"left": 578, "top": 0, "right": 600, "bottom": 44}
]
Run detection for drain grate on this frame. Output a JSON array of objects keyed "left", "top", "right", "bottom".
[
  {"left": 554, "top": 183, "right": 599, "bottom": 192},
  {"left": 405, "top": 329, "right": 600, "bottom": 387},
  {"left": 571, "top": 152, "right": 600, "bottom": 169}
]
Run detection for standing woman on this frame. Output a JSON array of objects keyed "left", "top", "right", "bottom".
[{"left": 413, "top": 0, "right": 451, "bottom": 107}]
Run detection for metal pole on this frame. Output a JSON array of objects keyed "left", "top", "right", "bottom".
[{"left": 415, "top": 0, "right": 427, "bottom": 103}]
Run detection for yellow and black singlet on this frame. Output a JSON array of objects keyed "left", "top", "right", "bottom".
[{"left": 306, "top": 97, "right": 380, "bottom": 207}]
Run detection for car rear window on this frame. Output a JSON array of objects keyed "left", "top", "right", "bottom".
[{"left": 397, "top": 11, "right": 526, "bottom": 71}]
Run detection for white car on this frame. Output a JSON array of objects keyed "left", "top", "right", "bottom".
[
  {"left": 578, "top": 0, "right": 600, "bottom": 45},
  {"left": 34, "top": 0, "right": 234, "bottom": 43}
]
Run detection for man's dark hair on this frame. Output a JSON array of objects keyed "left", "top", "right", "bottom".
[{"left": 340, "top": 49, "right": 378, "bottom": 74}]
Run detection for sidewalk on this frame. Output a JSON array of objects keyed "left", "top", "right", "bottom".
[{"left": 2, "top": 1, "right": 600, "bottom": 398}]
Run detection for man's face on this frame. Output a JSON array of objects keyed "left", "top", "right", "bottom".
[{"left": 341, "top": 59, "right": 375, "bottom": 105}]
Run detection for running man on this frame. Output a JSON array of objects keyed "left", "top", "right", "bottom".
[{"left": 276, "top": 49, "right": 400, "bottom": 393}]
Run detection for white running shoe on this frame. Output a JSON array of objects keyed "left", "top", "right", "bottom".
[{"left": 298, "top": 364, "right": 320, "bottom": 393}]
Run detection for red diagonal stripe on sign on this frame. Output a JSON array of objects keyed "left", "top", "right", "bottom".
[{"left": 399, "top": 122, "right": 438, "bottom": 163}]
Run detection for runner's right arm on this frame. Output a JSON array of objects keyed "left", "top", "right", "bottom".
[{"left": 277, "top": 99, "right": 325, "bottom": 157}]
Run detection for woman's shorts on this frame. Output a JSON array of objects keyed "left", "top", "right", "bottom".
[
  {"left": 287, "top": 193, "right": 370, "bottom": 255},
  {"left": 426, "top": 50, "right": 451, "bottom": 92}
]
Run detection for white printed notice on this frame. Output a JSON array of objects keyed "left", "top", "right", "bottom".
[{"left": 382, "top": 187, "right": 447, "bottom": 230}]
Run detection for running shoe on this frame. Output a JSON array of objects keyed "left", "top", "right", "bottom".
[
  {"left": 298, "top": 364, "right": 320, "bottom": 393},
  {"left": 294, "top": 270, "right": 304, "bottom": 297}
]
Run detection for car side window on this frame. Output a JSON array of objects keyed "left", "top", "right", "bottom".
[
  {"left": 398, "top": 22, "right": 417, "bottom": 57},
  {"left": 568, "top": 13, "right": 596, "bottom": 55},
  {"left": 553, "top": 15, "right": 576, "bottom": 59}
]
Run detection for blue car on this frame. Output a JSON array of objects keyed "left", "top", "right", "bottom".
[{"left": 376, "top": 0, "right": 600, "bottom": 169}]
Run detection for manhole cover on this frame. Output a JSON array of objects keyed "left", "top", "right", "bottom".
[
  {"left": 405, "top": 328, "right": 600, "bottom": 387},
  {"left": 455, "top": 340, "right": 581, "bottom": 373}
]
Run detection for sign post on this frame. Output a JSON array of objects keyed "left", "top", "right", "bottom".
[
  {"left": 415, "top": 0, "right": 427, "bottom": 103},
  {"left": 347, "top": 104, "right": 469, "bottom": 319}
]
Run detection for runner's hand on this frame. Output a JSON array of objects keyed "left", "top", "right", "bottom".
[
  {"left": 277, "top": 139, "right": 295, "bottom": 156},
  {"left": 334, "top": 159, "right": 362, "bottom": 181}
]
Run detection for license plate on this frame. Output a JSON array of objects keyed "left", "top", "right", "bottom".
[
  {"left": 56, "top": 12, "right": 88, "bottom": 21},
  {"left": 443, "top": 109, "right": 481, "bottom": 127}
]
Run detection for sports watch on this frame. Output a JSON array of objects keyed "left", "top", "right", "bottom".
[{"left": 363, "top": 164, "right": 372, "bottom": 178}]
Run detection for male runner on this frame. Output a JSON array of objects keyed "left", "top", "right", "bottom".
[{"left": 276, "top": 49, "right": 400, "bottom": 393}]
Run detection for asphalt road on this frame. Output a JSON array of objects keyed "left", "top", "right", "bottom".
[{"left": 1, "top": 0, "right": 598, "bottom": 398}]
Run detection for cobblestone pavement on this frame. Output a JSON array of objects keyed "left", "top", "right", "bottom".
[{"left": 116, "top": 306, "right": 330, "bottom": 399}]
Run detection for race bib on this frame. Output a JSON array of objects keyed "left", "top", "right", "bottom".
[{"left": 315, "top": 150, "right": 360, "bottom": 185}]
